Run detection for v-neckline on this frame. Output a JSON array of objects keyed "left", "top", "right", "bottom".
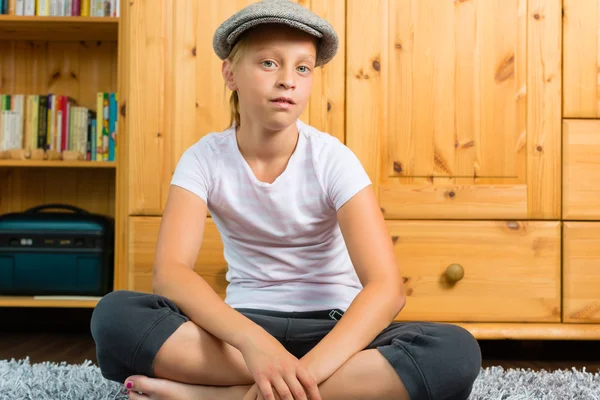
[{"left": 233, "top": 120, "right": 303, "bottom": 189}]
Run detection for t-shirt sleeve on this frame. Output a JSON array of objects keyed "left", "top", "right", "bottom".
[
  {"left": 170, "top": 137, "right": 214, "bottom": 203},
  {"left": 318, "top": 137, "right": 372, "bottom": 211}
]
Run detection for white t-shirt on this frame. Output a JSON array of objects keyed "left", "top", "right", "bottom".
[{"left": 170, "top": 119, "right": 372, "bottom": 312}]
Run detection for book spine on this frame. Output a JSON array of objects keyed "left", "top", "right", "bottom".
[
  {"left": 102, "top": 92, "right": 109, "bottom": 161},
  {"left": 16, "top": 0, "right": 24, "bottom": 15},
  {"left": 87, "top": 109, "right": 94, "bottom": 160},
  {"left": 24, "top": 0, "right": 34, "bottom": 15},
  {"left": 24, "top": 95, "right": 32, "bottom": 150},
  {"left": 90, "top": 117, "right": 96, "bottom": 161},
  {"left": 46, "top": 94, "right": 53, "bottom": 150},
  {"left": 80, "top": 0, "right": 88, "bottom": 16},
  {"left": 72, "top": 0, "right": 80, "bottom": 16},
  {"left": 38, "top": 95, "right": 48, "bottom": 150},
  {"left": 61, "top": 96, "right": 68, "bottom": 152},
  {"left": 96, "top": 92, "right": 103, "bottom": 161},
  {"left": 31, "top": 95, "right": 39, "bottom": 150},
  {"left": 108, "top": 92, "right": 116, "bottom": 161},
  {"left": 7, "top": 0, "right": 15, "bottom": 15},
  {"left": 80, "top": 107, "right": 87, "bottom": 155},
  {"left": 13, "top": 94, "right": 24, "bottom": 150}
]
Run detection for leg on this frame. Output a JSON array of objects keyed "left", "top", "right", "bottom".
[
  {"left": 90, "top": 290, "right": 283, "bottom": 386},
  {"left": 366, "top": 321, "right": 483, "bottom": 400},
  {"left": 125, "top": 349, "right": 406, "bottom": 400}
]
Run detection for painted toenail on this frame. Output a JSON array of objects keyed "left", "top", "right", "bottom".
[{"left": 126, "top": 381, "right": 133, "bottom": 388}]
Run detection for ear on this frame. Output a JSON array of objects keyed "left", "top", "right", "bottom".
[{"left": 221, "top": 60, "right": 238, "bottom": 91}]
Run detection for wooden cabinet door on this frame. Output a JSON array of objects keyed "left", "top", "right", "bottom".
[
  {"left": 347, "top": 0, "right": 561, "bottom": 219},
  {"left": 126, "top": 0, "right": 345, "bottom": 215},
  {"left": 129, "top": 216, "right": 229, "bottom": 297},
  {"left": 388, "top": 220, "right": 561, "bottom": 322},
  {"left": 563, "top": 120, "right": 600, "bottom": 219},
  {"left": 563, "top": 0, "right": 600, "bottom": 118},
  {"left": 563, "top": 222, "right": 600, "bottom": 323}
]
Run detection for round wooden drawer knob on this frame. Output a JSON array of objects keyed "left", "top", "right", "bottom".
[{"left": 445, "top": 263, "right": 464, "bottom": 283}]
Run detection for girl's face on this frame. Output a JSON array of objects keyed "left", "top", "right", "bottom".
[{"left": 225, "top": 24, "right": 318, "bottom": 131}]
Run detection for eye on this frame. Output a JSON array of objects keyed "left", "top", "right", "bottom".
[
  {"left": 297, "top": 66, "right": 310, "bottom": 73},
  {"left": 262, "top": 60, "right": 276, "bottom": 68}
]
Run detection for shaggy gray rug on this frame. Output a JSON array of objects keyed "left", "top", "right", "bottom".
[{"left": 0, "top": 357, "right": 599, "bottom": 399}]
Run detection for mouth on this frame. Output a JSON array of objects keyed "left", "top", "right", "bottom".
[{"left": 270, "top": 97, "right": 295, "bottom": 105}]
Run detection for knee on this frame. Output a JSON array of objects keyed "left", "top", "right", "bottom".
[
  {"left": 90, "top": 290, "right": 140, "bottom": 382},
  {"left": 90, "top": 290, "right": 135, "bottom": 345},
  {"left": 438, "top": 324, "right": 482, "bottom": 390}
]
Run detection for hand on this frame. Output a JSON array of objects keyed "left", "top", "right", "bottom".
[{"left": 239, "top": 331, "right": 321, "bottom": 400}]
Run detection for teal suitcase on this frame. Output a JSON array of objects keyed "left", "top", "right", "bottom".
[{"left": 0, "top": 204, "right": 114, "bottom": 296}]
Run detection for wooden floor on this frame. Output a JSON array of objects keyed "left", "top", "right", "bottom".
[{"left": 1, "top": 307, "right": 599, "bottom": 373}]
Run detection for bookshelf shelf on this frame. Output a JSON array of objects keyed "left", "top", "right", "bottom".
[
  {"left": 0, "top": 15, "right": 118, "bottom": 41},
  {"left": 0, "top": 295, "right": 100, "bottom": 308},
  {"left": 0, "top": 159, "right": 116, "bottom": 168}
]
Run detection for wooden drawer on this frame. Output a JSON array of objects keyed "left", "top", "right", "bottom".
[
  {"left": 129, "top": 216, "right": 228, "bottom": 297},
  {"left": 388, "top": 220, "right": 561, "bottom": 322},
  {"left": 129, "top": 217, "right": 561, "bottom": 323},
  {"left": 563, "top": 222, "right": 600, "bottom": 323},
  {"left": 563, "top": 120, "right": 600, "bottom": 219}
]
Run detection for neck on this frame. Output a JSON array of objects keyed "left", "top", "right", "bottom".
[{"left": 235, "top": 118, "right": 299, "bottom": 161}]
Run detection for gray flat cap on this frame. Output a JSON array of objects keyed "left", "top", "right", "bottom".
[{"left": 213, "top": 0, "right": 338, "bottom": 67}]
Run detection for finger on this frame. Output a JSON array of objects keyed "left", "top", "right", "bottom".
[
  {"left": 257, "top": 377, "right": 277, "bottom": 400},
  {"left": 271, "top": 375, "right": 294, "bottom": 400},
  {"left": 282, "top": 373, "right": 308, "bottom": 400},
  {"left": 296, "top": 367, "right": 322, "bottom": 400}
]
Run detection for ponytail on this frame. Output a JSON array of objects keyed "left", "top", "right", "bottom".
[
  {"left": 229, "top": 90, "right": 240, "bottom": 129},
  {"left": 224, "top": 36, "right": 249, "bottom": 129}
]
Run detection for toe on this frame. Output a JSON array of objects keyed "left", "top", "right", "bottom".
[
  {"left": 128, "top": 391, "right": 151, "bottom": 400},
  {"left": 124, "top": 375, "right": 154, "bottom": 395}
]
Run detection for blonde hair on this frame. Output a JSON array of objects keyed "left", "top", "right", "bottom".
[{"left": 224, "top": 37, "right": 250, "bottom": 129}]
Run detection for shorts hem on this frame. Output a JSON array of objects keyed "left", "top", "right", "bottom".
[
  {"left": 377, "top": 343, "right": 432, "bottom": 400},
  {"left": 131, "top": 310, "right": 188, "bottom": 378}
]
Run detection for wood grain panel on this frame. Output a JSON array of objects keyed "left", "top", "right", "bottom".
[
  {"left": 563, "top": 222, "right": 600, "bottom": 323},
  {"left": 563, "top": 0, "right": 600, "bottom": 118},
  {"left": 0, "top": 16, "right": 119, "bottom": 41},
  {"left": 526, "top": 0, "right": 562, "bottom": 219},
  {"left": 0, "top": 167, "right": 115, "bottom": 217},
  {"left": 127, "top": 0, "right": 167, "bottom": 215},
  {"left": 306, "top": 0, "right": 345, "bottom": 143},
  {"left": 129, "top": 216, "right": 228, "bottom": 296},
  {"left": 0, "top": 40, "right": 117, "bottom": 108},
  {"left": 347, "top": 0, "right": 561, "bottom": 219},
  {"left": 387, "top": 0, "right": 524, "bottom": 183},
  {"left": 563, "top": 120, "right": 600, "bottom": 220},
  {"left": 389, "top": 220, "right": 561, "bottom": 322},
  {"left": 345, "top": 0, "right": 387, "bottom": 196}
]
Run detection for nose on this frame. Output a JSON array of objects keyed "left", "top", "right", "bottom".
[{"left": 277, "top": 66, "right": 296, "bottom": 90}]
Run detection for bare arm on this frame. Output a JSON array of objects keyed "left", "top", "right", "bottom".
[
  {"left": 152, "top": 185, "right": 264, "bottom": 351},
  {"left": 299, "top": 184, "right": 407, "bottom": 384}
]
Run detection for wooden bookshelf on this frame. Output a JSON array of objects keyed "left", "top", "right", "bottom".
[
  {"left": 0, "top": 11, "right": 124, "bottom": 309},
  {"left": 0, "top": 15, "right": 118, "bottom": 41},
  {"left": 0, "top": 159, "right": 116, "bottom": 168},
  {"left": 0, "top": 295, "right": 100, "bottom": 308}
]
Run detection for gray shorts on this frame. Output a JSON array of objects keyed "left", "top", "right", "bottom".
[{"left": 90, "top": 290, "right": 481, "bottom": 400}]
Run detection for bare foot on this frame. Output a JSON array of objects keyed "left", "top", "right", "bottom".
[{"left": 124, "top": 375, "right": 251, "bottom": 400}]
